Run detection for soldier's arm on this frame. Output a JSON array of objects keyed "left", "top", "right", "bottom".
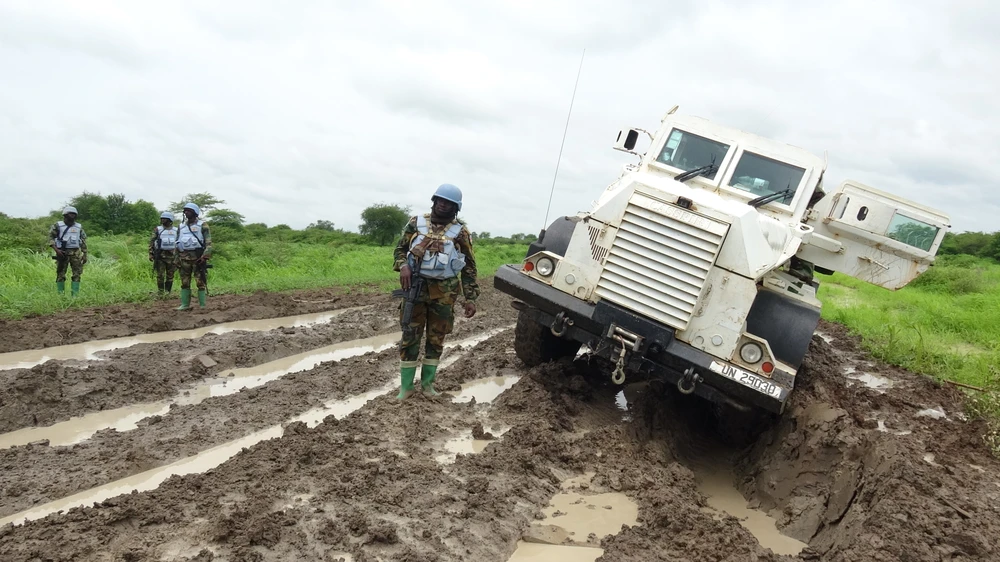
[
  {"left": 148, "top": 229, "right": 158, "bottom": 257},
  {"left": 48, "top": 223, "right": 59, "bottom": 249},
  {"left": 392, "top": 218, "right": 418, "bottom": 272},
  {"left": 201, "top": 223, "right": 212, "bottom": 258},
  {"left": 456, "top": 227, "right": 480, "bottom": 302},
  {"left": 79, "top": 227, "right": 87, "bottom": 257}
]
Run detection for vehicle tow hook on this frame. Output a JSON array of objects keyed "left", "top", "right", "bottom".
[
  {"left": 550, "top": 312, "right": 574, "bottom": 337},
  {"left": 611, "top": 335, "right": 627, "bottom": 385},
  {"left": 677, "top": 367, "right": 702, "bottom": 395}
]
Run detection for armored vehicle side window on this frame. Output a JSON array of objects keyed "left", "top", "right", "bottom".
[
  {"left": 655, "top": 129, "right": 730, "bottom": 180},
  {"left": 729, "top": 152, "right": 806, "bottom": 205},
  {"left": 886, "top": 212, "right": 938, "bottom": 252}
]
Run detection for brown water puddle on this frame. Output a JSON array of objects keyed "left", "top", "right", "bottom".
[
  {"left": 698, "top": 468, "right": 807, "bottom": 556},
  {"left": 0, "top": 308, "right": 364, "bottom": 371},
  {"left": 507, "top": 473, "right": 638, "bottom": 561}
]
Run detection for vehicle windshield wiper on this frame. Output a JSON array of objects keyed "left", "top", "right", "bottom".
[
  {"left": 748, "top": 184, "right": 794, "bottom": 208},
  {"left": 674, "top": 156, "right": 717, "bottom": 183}
]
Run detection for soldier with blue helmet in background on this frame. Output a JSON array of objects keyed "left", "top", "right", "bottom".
[
  {"left": 176, "top": 202, "right": 212, "bottom": 310},
  {"left": 149, "top": 211, "right": 180, "bottom": 297},
  {"left": 48, "top": 206, "right": 88, "bottom": 296},
  {"left": 392, "top": 184, "right": 479, "bottom": 399}
]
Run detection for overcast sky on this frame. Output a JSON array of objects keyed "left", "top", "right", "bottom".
[{"left": 1, "top": 0, "right": 997, "bottom": 235}]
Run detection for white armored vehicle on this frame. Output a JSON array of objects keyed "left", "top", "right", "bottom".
[{"left": 495, "top": 107, "right": 950, "bottom": 414}]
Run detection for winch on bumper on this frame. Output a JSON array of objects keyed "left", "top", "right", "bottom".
[{"left": 495, "top": 264, "right": 792, "bottom": 414}]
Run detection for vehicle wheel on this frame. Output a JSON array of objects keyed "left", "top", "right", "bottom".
[{"left": 514, "top": 310, "right": 580, "bottom": 367}]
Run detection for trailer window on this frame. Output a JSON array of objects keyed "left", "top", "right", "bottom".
[
  {"left": 655, "top": 129, "right": 730, "bottom": 181},
  {"left": 886, "top": 213, "right": 938, "bottom": 252},
  {"left": 729, "top": 152, "right": 806, "bottom": 205}
]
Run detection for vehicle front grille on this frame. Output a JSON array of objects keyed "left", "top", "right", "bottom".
[{"left": 595, "top": 192, "right": 728, "bottom": 330}]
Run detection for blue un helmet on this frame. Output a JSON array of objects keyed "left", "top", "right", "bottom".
[
  {"left": 160, "top": 211, "right": 174, "bottom": 221},
  {"left": 432, "top": 183, "right": 462, "bottom": 211},
  {"left": 183, "top": 202, "right": 201, "bottom": 216}
]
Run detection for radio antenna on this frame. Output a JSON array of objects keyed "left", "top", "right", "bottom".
[{"left": 541, "top": 48, "right": 586, "bottom": 232}]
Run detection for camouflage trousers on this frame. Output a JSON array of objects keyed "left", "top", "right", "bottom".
[
  {"left": 154, "top": 251, "right": 179, "bottom": 285},
  {"left": 178, "top": 252, "right": 207, "bottom": 290},
  {"left": 399, "top": 298, "right": 456, "bottom": 364},
  {"left": 55, "top": 250, "right": 85, "bottom": 282}
]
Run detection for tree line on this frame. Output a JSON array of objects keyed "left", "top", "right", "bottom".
[{"left": 0, "top": 191, "right": 537, "bottom": 251}]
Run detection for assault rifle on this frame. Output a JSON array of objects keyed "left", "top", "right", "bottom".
[{"left": 391, "top": 257, "right": 423, "bottom": 340}]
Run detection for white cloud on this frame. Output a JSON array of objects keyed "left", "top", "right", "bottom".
[{"left": 0, "top": 0, "right": 996, "bottom": 235}]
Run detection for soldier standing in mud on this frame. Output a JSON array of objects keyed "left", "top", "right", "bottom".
[
  {"left": 148, "top": 211, "right": 180, "bottom": 297},
  {"left": 48, "top": 206, "right": 88, "bottom": 297},
  {"left": 392, "top": 184, "right": 479, "bottom": 399},
  {"left": 175, "top": 202, "right": 212, "bottom": 310}
]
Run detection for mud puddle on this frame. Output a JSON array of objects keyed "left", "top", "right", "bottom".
[
  {"left": 699, "top": 469, "right": 807, "bottom": 555},
  {"left": 0, "top": 308, "right": 363, "bottom": 370},
  {"left": 510, "top": 473, "right": 638, "bottom": 561},
  {"left": 0, "top": 332, "right": 401, "bottom": 449},
  {"left": 450, "top": 374, "right": 520, "bottom": 403}
]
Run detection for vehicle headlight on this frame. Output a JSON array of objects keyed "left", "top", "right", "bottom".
[
  {"left": 740, "top": 342, "right": 763, "bottom": 364},
  {"left": 535, "top": 257, "right": 555, "bottom": 277}
]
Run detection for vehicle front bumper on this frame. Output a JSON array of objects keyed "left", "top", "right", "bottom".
[{"left": 494, "top": 264, "right": 792, "bottom": 414}]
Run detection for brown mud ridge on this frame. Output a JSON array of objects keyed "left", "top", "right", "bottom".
[
  {"left": 0, "top": 283, "right": 998, "bottom": 561},
  {"left": 0, "top": 284, "right": 387, "bottom": 353}
]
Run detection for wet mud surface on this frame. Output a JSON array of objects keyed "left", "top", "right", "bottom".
[
  {"left": 0, "top": 279, "right": 998, "bottom": 561},
  {"left": 0, "top": 284, "right": 386, "bottom": 354}
]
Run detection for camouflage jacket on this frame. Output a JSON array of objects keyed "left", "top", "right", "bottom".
[
  {"left": 393, "top": 215, "right": 479, "bottom": 303},
  {"left": 48, "top": 222, "right": 87, "bottom": 255}
]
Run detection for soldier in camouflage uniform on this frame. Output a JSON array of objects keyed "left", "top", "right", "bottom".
[
  {"left": 392, "top": 184, "right": 479, "bottom": 399},
  {"left": 48, "top": 206, "right": 88, "bottom": 296},
  {"left": 148, "top": 211, "right": 180, "bottom": 297},
  {"left": 175, "top": 202, "right": 213, "bottom": 310}
]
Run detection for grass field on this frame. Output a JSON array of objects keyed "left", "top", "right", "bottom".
[{"left": 0, "top": 235, "right": 529, "bottom": 319}]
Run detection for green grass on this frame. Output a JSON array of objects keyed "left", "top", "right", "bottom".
[
  {"left": 817, "top": 254, "right": 1000, "bottom": 455},
  {"left": 0, "top": 234, "right": 529, "bottom": 319}
]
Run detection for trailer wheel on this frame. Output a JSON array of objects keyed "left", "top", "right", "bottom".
[{"left": 514, "top": 310, "right": 580, "bottom": 367}]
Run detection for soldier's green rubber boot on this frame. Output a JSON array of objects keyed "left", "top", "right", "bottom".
[
  {"left": 177, "top": 289, "right": 192, "bottom": 310},
  {"left": 56, "top": 281, "right": 65, "bottom": 294},
  {"left": 71, "top": 281, "right": 80, "bottom": 297},
  {"left": 197, "top": 289, "right": 207, "bottom": 308},
  {"left": 397, "top": 363, "right": 418, "bottom": 400},
  {"left": 420, "top": 363, "right": 440, "bottom": 396}
]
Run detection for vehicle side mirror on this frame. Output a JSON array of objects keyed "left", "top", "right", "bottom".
[{"left": 613, "top": 128, "right": 640, "bottom": 152}]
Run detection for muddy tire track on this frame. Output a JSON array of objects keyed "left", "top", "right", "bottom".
[
  {"left": 0, "top": 284, "right": 391, "bottom": 354},
  {"left": 0, "top": 304, "right": 398, "bottom": 433},
  {"left": 0, "top": 290, "right": 518, "bottom": 519}
]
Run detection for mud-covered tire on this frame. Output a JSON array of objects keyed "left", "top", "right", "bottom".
[{"left": 514, "top": 310, "right": 580, "bottom": 367}]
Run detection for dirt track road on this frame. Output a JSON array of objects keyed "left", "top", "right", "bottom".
[{"left": 1, "top": 279, "right": 998, "bottom": 561}]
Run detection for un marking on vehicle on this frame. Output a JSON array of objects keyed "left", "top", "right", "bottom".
[{"left": 709, "top": 361, "right": 782, "bottom": 399}]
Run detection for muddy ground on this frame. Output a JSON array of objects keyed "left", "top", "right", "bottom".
[
  {"left": 0, "top": 284, "right": 386, "bottom": 353},
  {"left": 0, "top": 279, "right": 998, "bottom": 561}
]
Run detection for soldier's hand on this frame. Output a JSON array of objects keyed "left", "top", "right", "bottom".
[
  {"left": 400, "top": 265, "right": 412, "bottom": 290},
  {"left": 54, "top": 249, "right": 64, "bottom": 258},
  {"left": 148, "top": 255, "right": 154, "bottom": 262},
  {"left": 463, "top": 301, "right": 476, "bottom": 318},
  {"left": 81, "top": 255, "right": 88, "bottom": 265}
]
